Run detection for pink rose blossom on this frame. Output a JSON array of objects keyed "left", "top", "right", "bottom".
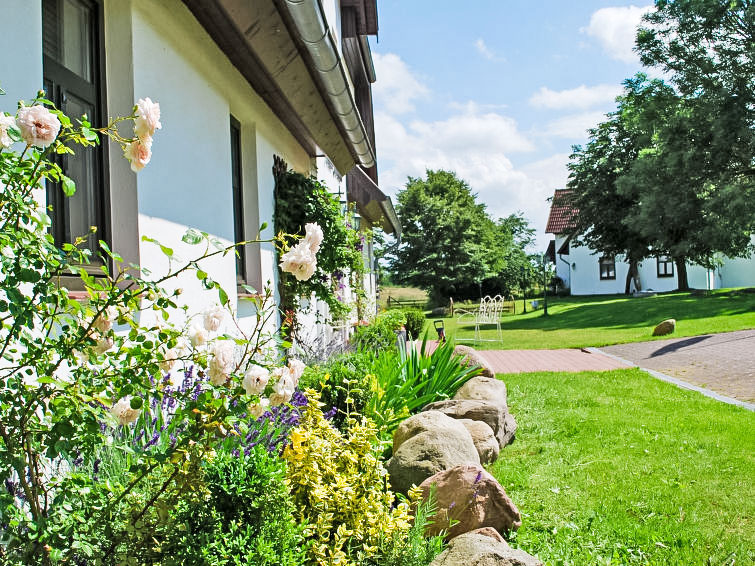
[
  {"left": 134, "top": 97, "right": 161, "bottom": 140},
  {"left": 16, "top": 105, "right": 61, "bottom": 148},
  {"left": 279, "top": 243, "right": 317, "bottom": 281},
  {"left": 124, "top": 137, "right": 152, "bottom": 172},
  {"left": 0, "top": 114, "right": 17, "bottom": 149}
]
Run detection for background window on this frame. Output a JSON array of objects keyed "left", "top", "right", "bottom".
[
  {"left": 43, "top": 0, "right": 106, "bottom": 251},
  {"left": 599, "top": 257, "right": 616, "bottom": 280},
  {"left": 657, "top": 256, "right": 674, "bottom": 277},
  {"left": 230, "top": 116, "right": 246, "bottom": 282}
]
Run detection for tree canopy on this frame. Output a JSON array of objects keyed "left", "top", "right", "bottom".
[{"left": 388, "top": 170, "right": 533, "bottom": 302}]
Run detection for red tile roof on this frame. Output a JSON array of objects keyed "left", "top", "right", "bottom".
[{"left": 545, "top": 189, "right": 577, "bottom": 234}]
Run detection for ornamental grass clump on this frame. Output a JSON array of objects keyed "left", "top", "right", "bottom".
[{"left": 283, "top": 390, "right": 412, "bottom": 566}]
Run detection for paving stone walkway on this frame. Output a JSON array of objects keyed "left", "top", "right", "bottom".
[
  {"left": 599, "top": 329, "right": 755, "bottom": 404},
  {"left": 476, "top": 348, "right": 630, "bottom": 374}
]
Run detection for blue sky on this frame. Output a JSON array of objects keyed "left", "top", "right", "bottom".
[{"left": 369, "top": 1, "right": 655, "bottom": 248}]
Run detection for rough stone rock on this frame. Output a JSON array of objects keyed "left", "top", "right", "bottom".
[
  {"left": 453, "top": 345, "right": 495, "bottom": 378},
  {"left": 467, "top": 527, "right": 505, "bottom": 543},
  {"left": 429, "top": 532, "right": 543, "bottom": 566},
  {"left": 423, "top": 399, "right": 517, "bottom": 448},
  {"left": 387, "top": 429, "right": 479, "bottom": 494},
  {"left": 459, "top": 419, "right": 499, "bottom": 464},
  {"left": 652, "top": 318, "right": 676, "bottom": 336},
  {"left": 393, "top": 411, "right": 470, "bottom": 454},
  {"left": 455, "top": 375, "right": 508, "bottom": 410},
  {"left": 419, "top": 464, "right": 521, "bottom": 539}
]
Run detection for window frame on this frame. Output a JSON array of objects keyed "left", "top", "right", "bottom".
[
  {"left": 230, "top": 115, "right": 247, "bottom": 285},
  {"left": 657, "top": 255, "right": 674, "bottom": 278},
  {"left": 42, "top": 0, "right": 111, "bottom": 257},
  {"left": 599, "top": 256, "right": 616, "bottom": 280}
]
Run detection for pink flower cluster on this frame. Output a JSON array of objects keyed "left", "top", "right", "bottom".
[{"left": 124, "top": 97, "right": 161, "bottom": 173}]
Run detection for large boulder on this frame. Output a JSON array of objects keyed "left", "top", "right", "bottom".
[
  {"left": 453, "top": 345, "right": 495, "bottom": 378},
  {"left": 419, "top": 464, "right": 521, "bottom": 539},
  {"left": 388, "top": 428, "right": 479, "bottom": 495},
  {"left": 652, "top": 318, "right": 676, "bottom": 336},
  {"left": 455, "top": 375, "right": 508, "bottom": 410},
  {"left": 429, "top": 532, "right": 543, "bottom": 566},
  {"left": 458, "top": 419, "right": 499, "bottom": 464},
  {"left": 393, "top": 410, "right": 469, "bottom": 454},
  {"left": 423, "top": 399, "right": 517, "bottom": 448}
]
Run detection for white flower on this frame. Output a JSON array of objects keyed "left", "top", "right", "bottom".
[
  {"left": 159, "top": 347, "right": 178, "bottom": 373},
  {"left": 93, "top": 305, "right": 118, "bottom": 333},
  {"left": 271, "top": 367, "right": 295, "bottom": 405},
  {"left": 268, "top": 392, "right": 289, "bottom": 406},
  {"left": 248, "top": 398, "right": 270, "bottom": 419},
  {"left": 124, "top": 137, "right": 152, "bottom": 172},
  {"left": 16, "top": 105, "right": 61, "bottom": 148},
  {"left": 134, "top": 97, "right": 162, "bottom": 140},
  {"left": 242, "top": 365, "right": 270, "bottom": 395},
  {"left": 203, "top": 305, "right": 225, "bottom": 332},
  {"left": 188, "top": 323, "right": 209, "bottom": 347},
  {"left": 0, "top": 114, "right": 17, "bottom": 149},
  {"left": 208, "top": 340, "right": 235, "bottom": 385},
  {"left": 287, "top": 358, "right": 306, "bottom": 383},
  {"left": 279, "top": 243, "right": 317, "bottom": 281},
  {"left": 110, "top": 396, "right": 140, "bottom": 426},
  {"left": 94, "top": 335, "right": 114, "bottom": 354},
  {"left": 302, "top": 222, "right": 323, "bottom": 254}
]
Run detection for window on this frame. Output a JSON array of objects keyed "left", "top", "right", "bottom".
[
  {"left": 657, "top": 255, "right": 674, "bottom": 277},
  {"left": 43, "top": 0, "right": 107, "bottom": 251},
  {"left": 230, "top": 116, "right": 246, "bottom": 282},
  {"left": 599, "top": 256, "right": 616, "bottom": 280}
]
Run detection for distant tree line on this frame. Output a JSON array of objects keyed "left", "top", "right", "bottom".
[{"left": 566, "top": 0, "right": 755, "bottom": 292}]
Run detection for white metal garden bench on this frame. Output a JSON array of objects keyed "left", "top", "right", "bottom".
[{"left": 456, "top": 295, "right": 504, "bottom": 343}]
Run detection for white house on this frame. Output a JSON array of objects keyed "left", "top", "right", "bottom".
[
  {"left": 1, "top": 0, "right": 399, "bottom": 337},
  {"left": 545, "top": 189, "right": 755, "bottom": 295}
]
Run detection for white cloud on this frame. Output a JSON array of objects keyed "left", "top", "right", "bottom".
[
  {"left": 474, "top": 38, "right": 504, "bottom": 62},
  {"left": 529, "top": 84, "right": 622, "bottom": 110},
  {"left": 582, "top": 5, "right": 653, "bottom": 63},
  {"left": 372, "top": 53, "right": 429, "bottom": 114},
  {"left": 541, "top": 111, "right": 607, "bottom": 139}
]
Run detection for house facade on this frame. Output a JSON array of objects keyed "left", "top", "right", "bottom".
[
  {"left": 2, "top": 0, "right": 398, "bottom": 336},
  {"left": 545, "top": 189, "right": 754, "bottom": 295}
]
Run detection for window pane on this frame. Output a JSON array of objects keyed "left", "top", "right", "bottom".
[
  {"left": 64, "top": 92, "right": 98, "bottom": 250},
  {"left": 43, "top": 0, "right": 93, "bottom": 82}
]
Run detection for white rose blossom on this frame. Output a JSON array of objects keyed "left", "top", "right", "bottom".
[
  {"left": 269, "top": 367, "right": 296, "bottom": 405},
  {"left": 248, "top": 398, "right": 270, "bottom": 419},
  {"left": 134, "top": 97, "right": 162, "bottom": 140},
  {"left": 0, "top": 114, "right": 17, "bottom": 149},
  {"left": 93, "top": 305, "right": 118, "bottom": 333},
  {"left": 203, "top": 305, "right": 225, "bottom": 332},
  {"left": 208, "top": 340, "right": 235, "bottom": 386},
  {"left": 158, "top": 347, "right": 178, "bottom": 373},
  {"left": 287, "top": 358, "right": 306, "bottom": 383},
  {"left": 279, "top": 243, "right": 317, "bottom": 281},
  {"left": 110, "top": 396, "right": 140, "bottom": 426},
  {"left": 94, "top": 335, "right": 114, "bottom": 354},
  {"left": 124, "top": 137, "right": 152, "bottom": 172},
  {"left": 242, "top": 365, "right": 270, "bottom": 395},
  {"left": 188, "top": 323, "right": 209, "bottom": 347},
  {"left": 302, "top": 222, "right": 323, "bottom": 254},
  {"left": 16, "top": 105, "right": 61, "bottom": 148}
]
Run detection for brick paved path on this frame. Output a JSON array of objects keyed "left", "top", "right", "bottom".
[
  {"left": 477, "top": 348, "right": 631, "bottom": 373},
  {"left": 599, "top": 329, "right": 755, "bottom": 403}
]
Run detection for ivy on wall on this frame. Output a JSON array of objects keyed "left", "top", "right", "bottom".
[{"left": 273, "top": 164, "right": 364, "bottom": 334}]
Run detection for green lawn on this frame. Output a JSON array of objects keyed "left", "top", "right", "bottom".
[
  {"left": 434, "top": 289, "right": 755, "bottom": 349},
  {"left": 491, "top": 369, "right": 755, "bottom": 565}
]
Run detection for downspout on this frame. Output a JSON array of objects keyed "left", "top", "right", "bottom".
[
  {"left": 558, "top": 252, "right": 570, "bottom": 287},
  {"left": 280, "top": 0, "right": 376, "bottom": 169}
]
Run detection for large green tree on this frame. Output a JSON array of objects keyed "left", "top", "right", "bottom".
[{"left": 389, "top": 170, "right": 526, "bottom": 302}]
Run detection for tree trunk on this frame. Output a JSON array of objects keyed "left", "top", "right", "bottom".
[
  {"left": 624, "top": 259, "right": 640, "bottom": 295},
  {"left": 675, "top": 257, "right": 689, "bottom": 291}
]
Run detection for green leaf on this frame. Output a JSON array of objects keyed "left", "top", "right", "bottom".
[
  {"left": 129, "top": 397, "right": 143, "bottom": 410},
  {"left": 159, "top": 245, "right": 174, "bottom": 258},
  {"left": 218, "top": 286, "right": 229, "bottom": 306},
  {"left": 181, "top": 228, "right": 203, "bottom": 245},
  {"left": 61, "top": 175, "right": 76, "bottom": 197}
]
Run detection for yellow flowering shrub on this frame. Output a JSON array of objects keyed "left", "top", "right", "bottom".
[{"left": 283, "top": 390, "right": 412, "bottom": 566}]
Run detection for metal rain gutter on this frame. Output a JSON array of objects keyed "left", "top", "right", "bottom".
[{"left": 281, "top": 0, "right": 376, "bottom": 169}]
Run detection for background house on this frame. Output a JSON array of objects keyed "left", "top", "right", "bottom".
[
  {"left": 1, "top": 0, "right": 398, "bottom": 336},
  {"left": 545, "top": 189, "right": 754, "bottom": 295}
]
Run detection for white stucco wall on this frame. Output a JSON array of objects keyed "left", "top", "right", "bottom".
[{"left": 0, "top": 1, "right": 43, "bottom": 115}]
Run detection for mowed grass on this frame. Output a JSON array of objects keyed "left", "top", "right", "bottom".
[
  {"left": 491, "top": 369, "right": 755, "bottom": 565},
  {"left": 437, "top": 289, "right": 755, "bottom": 349}
]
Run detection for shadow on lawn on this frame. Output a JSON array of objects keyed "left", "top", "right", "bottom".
[{"left": 474, "top": 291, "right": 755, "bottom": 333}]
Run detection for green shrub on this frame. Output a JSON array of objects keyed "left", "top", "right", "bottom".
[
  {"left": 403, "top": 309, "right": 427, "bottom": 340},
  {"left": 161, "top": 446, "right": 304, "bottom": 566},
  {"left": 283, "top": 390, "right": 413, "bottom": 566},
  {"left": 352, "top": 310, "right": 406, "bottom": 353},
  {"left": 366, "top": 339, "right": 481, "bottom": 441},
  {"left": 298, "top": 351, "right": 376, "bottom": 430}
]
